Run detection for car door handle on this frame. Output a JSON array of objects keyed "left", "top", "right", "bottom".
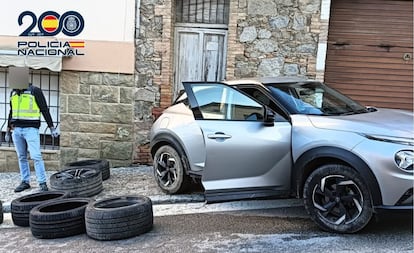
[{"left": 207, "top": 132, "right": 232, "bottom": 139}]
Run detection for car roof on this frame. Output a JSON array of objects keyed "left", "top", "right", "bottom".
[{"left": 222, "top": 76, "right": 314, "bottom": 86}]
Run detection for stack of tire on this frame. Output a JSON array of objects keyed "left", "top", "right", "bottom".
[
  {"left": 19, "top": 195, "right": 153, "bottom": 240},
  {"left": 63, "top": 159, "right": 111, "bottom": 181},
  {"left": 30, "top": 198, "right": 93, "bottom": 239},
  {"left": 9, "top": 159, "right": 153, "bottom": 240},
  {"left": 49, "top": 159, "right": 111, "bottom": 197},
  {"left": 0, "top": 200, "right": 3, "bottom": 225},
  {"left": 11, "top": 191, "right": 69, "bottom": 227},
  {"left": 85, "top": 196, "right": 153, "bottom": 241}
]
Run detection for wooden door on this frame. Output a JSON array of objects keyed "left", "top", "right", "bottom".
[{"left": 174, "top": 27, "right": 227, "bottom": 98}]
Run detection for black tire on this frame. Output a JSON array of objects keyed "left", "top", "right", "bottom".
[
  {"left": 85, "top": 196, "right": 153, "bottom": 241},
  {"left": 303, "top": 164, "right": 373, "bottom": 233},
  {"left": 50, "top": 167, "right": 103, "bottom": 197},
  {"left": 11, "top": 191, "right": 69, "bottom": 227},
  {"left": 29, "top": 198, "right": 92, "bottom": 239},
  {"left": 64, "top": 159, "right": 110, "bottom": 181},
  {"left": 153, "top": 145, "right": 190, "bottom": 194},
  {"left": 0, "top": 201, "right": 3, "bottom": 224}
]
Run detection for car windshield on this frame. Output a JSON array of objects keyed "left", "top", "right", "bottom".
[{"left": 267, "top": 82, "right": 368, "bottom": 115}]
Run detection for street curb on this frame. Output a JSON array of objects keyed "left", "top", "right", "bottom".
[
  {"left": 2, "top": 193, "right": 206, "bottom": 213},
  {"left": 1, "top": 198, "right": 305, "bottom": 229}
]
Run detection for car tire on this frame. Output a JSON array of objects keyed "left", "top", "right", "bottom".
[
  {"left": 303, "top": 164, "right": 373, "bottom": 233},
  {"left": 50, "top": 167, "right": 103, "bottom": 197},
  {"left": 29, "top": 198, "right": 92, "bottom": 239},
  {"left": 11, "top": 191, "right": 69, "bottom": 227},
  {"left": 153, "top": 145, "right": 190, "bottom": 194},
  {"left": 85, "top": 196, "right": 153, "bottom": 241},
  {"left": 64, "top": 159, "right": 110, "bottom": 181},
  {"left": 0, "top": 201, "right": 3, "bottom": 224}
]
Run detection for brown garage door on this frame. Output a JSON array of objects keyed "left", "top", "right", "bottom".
[{"left": 325, "top": 0, "right": 413, "bottom": 110}]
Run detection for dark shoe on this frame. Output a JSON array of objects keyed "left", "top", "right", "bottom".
[
  {"left": 14, "top": 182, "right": 31, "bottom": 192},
  {"left": 39, "top": 183, "right": 48, "bottom": 192}
]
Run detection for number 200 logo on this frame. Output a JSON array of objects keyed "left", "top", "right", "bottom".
[{"left": 18, "top": 11, "right": 84, "bottom": 36}]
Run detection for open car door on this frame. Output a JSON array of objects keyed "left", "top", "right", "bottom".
[{"left": 183, "top": 82, "right": 293, "bottom": 202}]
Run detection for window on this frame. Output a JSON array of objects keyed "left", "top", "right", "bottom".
[
  {"left": 0, "top": 67, "right": 60, "bottom": 148},
  {"left": 237, "top": 86, "right": 288, "bottom": 122},
  {"left": 176, "top": 0, "right": 230, "bottom": 25},
  {"left": 268, "top": 82, "right": 367, "bottom": 115},
  {"left": 192, "top": 84, "right": 264, "bottom": 121}
]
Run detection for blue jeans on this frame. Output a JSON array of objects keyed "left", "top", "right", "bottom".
[{"left": 12, "top": 127, "right": 47, "bottom": 185}]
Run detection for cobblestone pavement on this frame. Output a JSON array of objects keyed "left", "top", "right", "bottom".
[{"left": 0, "top": 166, "right": 205, "bottom": 213}]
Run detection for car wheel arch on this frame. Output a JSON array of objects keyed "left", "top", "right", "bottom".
[
  {"left": 292, "top": 146, "right": 382, "bottom": 207},
  {"left": 150, "top": 134, "right": 191, "bottom": 174}
]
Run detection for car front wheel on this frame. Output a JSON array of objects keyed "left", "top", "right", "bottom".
[
  {"left": 153, "top": 145, "right": 190, "bottom": 194},
  {"left": 303, "top": 164, "right": 373, "bottom": 233}
]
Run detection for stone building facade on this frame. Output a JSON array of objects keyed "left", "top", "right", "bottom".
[
  {"left": 1, "top": 0, "right": 329, "bottom": 171},
  {"left": 59, "top": 72, "right": 136, "bottom": 167},
  {"left": 134, "top": 0, "right": 328, "bottom": 164}
]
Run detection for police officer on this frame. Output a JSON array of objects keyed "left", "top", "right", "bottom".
[{"left": 5, "top": 67, "right": 58, "bottom": 192}]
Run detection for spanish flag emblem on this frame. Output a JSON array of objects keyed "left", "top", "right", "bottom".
[
  {"left": 41, "top": 15, "right": 59, "bottom": 33},
  {"left": 69, "top": 41, "right": 85, "bottom": 48}
]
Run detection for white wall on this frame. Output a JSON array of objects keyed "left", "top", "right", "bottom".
[
  {"left": 0, "top": 0, "right": 137, "bottom": 74},
  {"left": 0, "top": 0, "right": 135, "bottom": 42}
]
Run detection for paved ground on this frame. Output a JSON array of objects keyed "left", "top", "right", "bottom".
[
  {"left": 0, "top": 165, "right": 303, "bottom": 227},
  {"left": 0, "top": 166, "right": 410, "bottom": 252},
  {"left": 0, "top": 166, "right": 205, "bottom": 212}
]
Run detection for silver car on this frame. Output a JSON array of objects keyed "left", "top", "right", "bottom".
[{"left": 150, "top": 77, "right": 413, "bottom": 233}]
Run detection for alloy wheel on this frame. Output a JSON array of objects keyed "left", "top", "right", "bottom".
[
  {"left": 56, "top": 168, "right": 97, "bottom": 180},
  {"left": 156, "top": 152, "right": 178, "bottom": 187},
  {"left": 311, "top": 174, "right": 364, "bottom": 225}
]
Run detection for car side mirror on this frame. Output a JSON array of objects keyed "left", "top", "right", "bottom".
[{"left": 264, "top": 107, "right": 275, "bottom": 127}]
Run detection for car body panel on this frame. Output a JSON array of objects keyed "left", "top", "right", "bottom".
[
  {"left": 180, "top": 82, "right": 293, "bottom": 192},
  {"left": 150, "top": 78, "right": 414, "bottom": 211},
  {"left": 352, "top": 139, "right": 414, "bottom": 206},
  {"left": 198, "top": 120, "right": 292, "bottom": 192},
  {"left": 150, "top": 103, "right": 206, "bottom": 172},
  {"left": 308, "top": 108, "right": 413, "bottom": 138},
  {"left": 290, "top": 115, "right": 366, "bottom": 161}
]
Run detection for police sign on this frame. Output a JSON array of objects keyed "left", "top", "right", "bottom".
[{"left": 18, "top": 10, "right": 84, "bottom": 37}]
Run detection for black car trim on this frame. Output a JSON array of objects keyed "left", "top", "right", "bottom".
[
  {"left": 374, "top": 205, "right": 414, "bottom": 213},
  {"left": 182, "top": 82, "right": 207, "bottom": 120},
  {"left": 292, "top": 146, "right": 383, "bottom": 206},
  {"left": 150, "top": 133, "right": 194, "bottom": 176},
  {"left": 204, "top": 187, "right": 290, "bottom": 203}
]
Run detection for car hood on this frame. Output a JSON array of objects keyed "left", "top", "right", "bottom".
[{"left": 308, "top": 108, "right": 414, "bottom": 138}]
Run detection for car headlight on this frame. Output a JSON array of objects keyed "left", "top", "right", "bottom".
[{"left": 395, "top": 150, "right": 414, "bottom": 172}]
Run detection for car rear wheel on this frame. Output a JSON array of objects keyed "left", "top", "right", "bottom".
[
  {"left": 303, "top": 164, "right": 373, "bottom": 233},
  {"left": 153, "top": 145, "right": 190, "bottom": 194}
]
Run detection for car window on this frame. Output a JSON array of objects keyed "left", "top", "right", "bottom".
[
  {"left": 191, "top": 84, "right": 264, "bottom": 121},
  {"left": 237, "top": 87, "right": 288, "bottom": 122},
  {"left": 268, "top": 82, "right": 367, "bottom": 115}
]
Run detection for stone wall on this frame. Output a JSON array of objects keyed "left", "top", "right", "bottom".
[
  {"left": 133, "top": 0, "right": 174, "bottom": 165},
  {"left": 227, "top": 0, "right": 321, "bottom": 79},
  {"left": 1, "top": 1, "right": 327, "bottom": 170},
  {"left": 132, "top": 0, "right": 326, "bottom": 164},
  {"left": 59, "top": 71, "right": 135, "bottom": 167},
  {"left": 0, "top": 70, "right": 137, "bottom": 171},
  {"left": 0, "top": 146, "right": 59, "bottom": 172}
]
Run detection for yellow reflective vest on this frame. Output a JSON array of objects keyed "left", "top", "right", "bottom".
[{"left": 11, "top": 90, "right": 41, "bottom": 121}]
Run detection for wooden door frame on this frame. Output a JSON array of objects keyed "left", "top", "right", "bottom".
[{"left": 173, "top": 24, "right": 228, "bottom": 98}]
